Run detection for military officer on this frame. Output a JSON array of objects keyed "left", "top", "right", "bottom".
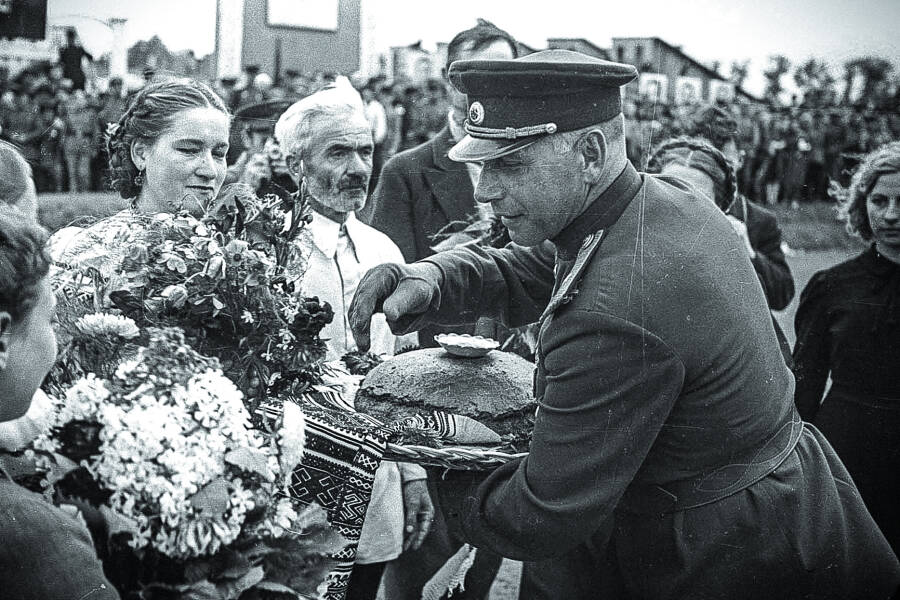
[{"left": 347, "top": 50, "right": 900, "bottom": 598}]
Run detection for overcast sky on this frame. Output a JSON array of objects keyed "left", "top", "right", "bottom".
[{"left": 48, "top": 0, "right": 900, "bottom": 95}]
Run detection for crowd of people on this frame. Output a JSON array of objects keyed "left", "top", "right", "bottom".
[
  {"left": 3, "top": 32, "right": 899, "bottom": 207},
  {"left": 0, "top": 17, "right": 898, "bottom": 600},
  {"left": 625, "top": 99, "right": 900, "bottom": 205}
]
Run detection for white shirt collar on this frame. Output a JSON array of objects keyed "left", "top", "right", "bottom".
[
  {"left": 307, "top": 210, "right": 360, "bottom": 259},
  {"left": 448, "top": 108, "right": 466, "bottom": 143}
]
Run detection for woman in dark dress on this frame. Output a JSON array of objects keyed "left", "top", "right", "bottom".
[{"left": 793, "top": 141, "right": 900, "bottom": 555}]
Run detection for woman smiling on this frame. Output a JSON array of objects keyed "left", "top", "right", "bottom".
[{"left": 50, "top": 79, "right": 231, "bottom": 270}]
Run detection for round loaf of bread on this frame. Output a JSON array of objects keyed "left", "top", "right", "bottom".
[{"left": 355, "top": 348, "right": 535, "bottom": 448}]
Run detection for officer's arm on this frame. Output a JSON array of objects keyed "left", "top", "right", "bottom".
[
  {"left": 444, "top": 309, "right": 684, "bottom": 560},
  {"left": 421, "top": 241, "right": 556, "bottom": 329},
  {"left": 360, "top": 157, "right": 418, "bottom": 263},
  {"left": 749, "top": 213, "right": 795, "bottom": 311}
]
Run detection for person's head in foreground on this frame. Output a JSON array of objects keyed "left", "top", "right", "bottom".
[
  {"left": 647, "top": 135, "right": 738, "bottom": 213},
  {"left": 447, "top": 49, "right": 638, "bottom": 246},
  {"left": 832, "top": 141, "right": 900, "bottom": 260},
  {"left": 0, "top": 210, "right": 54, "bottom": 422},
  {"left": 274, "top": 82, "right": 373, "bottom": 223},
  {"left": 0, "top": 140, "right": 39, "bottom": 220},
  {"left": 106, "top": 78, "right": 231, "bottom": 216}
]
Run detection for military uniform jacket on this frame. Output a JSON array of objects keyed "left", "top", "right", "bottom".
[{"left": 421, "top": 164, "right": 899, "bottom": 598}]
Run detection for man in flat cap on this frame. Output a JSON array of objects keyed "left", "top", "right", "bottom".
[
  {"left": 225, "top": 99, "right": 297, "bottom": 198},
  {"left": 349, "top": 50, "right": 900, "bottom": 598}
]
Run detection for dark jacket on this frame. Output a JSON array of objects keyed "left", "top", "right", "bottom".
[
  {"left": 0, "top": 478, "right": 119, "bottom": 599},
  {"left": 360, "top": 126, "right": 485, "bottom": 349},
  {"left": 417, "top": 165, "right": 899, "bottom": 598},
  {"left": 728, "top": 195, "right": 795, "bottom": 310},
  {"left": 360, "top": 126, "right": 475, "bottom": 263}
]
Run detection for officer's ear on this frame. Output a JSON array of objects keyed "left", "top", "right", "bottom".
[{"left": 579, "top": 129, "right": 608, "bottom": 185}]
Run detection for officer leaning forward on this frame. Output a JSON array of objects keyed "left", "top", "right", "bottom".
[{"left": 348, "top": 50, "right": 900, "bottom": 598}]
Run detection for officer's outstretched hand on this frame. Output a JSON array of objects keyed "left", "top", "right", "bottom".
[{"left": 349, "top": 262, "right": 443, "bottom": 352}]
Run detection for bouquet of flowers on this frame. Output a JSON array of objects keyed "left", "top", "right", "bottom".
[
  {"left": 22, "top": 183, "right": 539, "bottom": 597},
  {"left": 34, "top": 185, "right": 389, "bottom": 599},
  {"left": 50, "top": 185, "right": 335, "bottom": 411},
  {"left": 31, "top": 324, "right": 343, "bottom": 599}
]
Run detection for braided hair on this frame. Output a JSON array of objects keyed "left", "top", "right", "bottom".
[
  {"left": 647, "top": 136, "right": 738, "bottom": 212},
  {"left": 105, "top": 79, "right": 230, "bottom": 202}
]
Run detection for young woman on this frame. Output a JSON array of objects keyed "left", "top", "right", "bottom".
[
  {"left": 793, "top": 141, "right": 900, "bottom": 555},
  {"left": 0, "top": 210, "right": 119, "bottom": 599}
]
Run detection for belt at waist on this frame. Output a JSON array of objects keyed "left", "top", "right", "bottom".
[{"left": 618, "top": 411, "right": 804, "bottom": 515}]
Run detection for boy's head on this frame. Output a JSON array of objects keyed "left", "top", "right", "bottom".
[{"left": 0, "top": 211, "right": 54, "bottom": 421}]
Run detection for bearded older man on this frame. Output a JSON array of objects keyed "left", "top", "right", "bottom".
[
  {"left": 274, "top": 84, "right": 432, "bottom": 600},
  {"left": 349, "top": 51, "right": 900, "bottom": 599}
]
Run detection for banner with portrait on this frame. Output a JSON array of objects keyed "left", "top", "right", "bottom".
[
  {"left": 709, "top": 80, "right": 736, "bottom": 103},
  {"left": 675, "top": 76, "right": 703, "bottom": 105},
  {"left": 639, "top": 73, "right": 669, "bottom": 104}
]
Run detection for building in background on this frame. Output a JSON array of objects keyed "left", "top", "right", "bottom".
[
  {"left": 215, "top": 0, "right": 362, "bottom": 81},
  {"left": 547, "top": 37, "right": 609, "bottom": 60},
  {"left": 0, "top": 0, "right": 51, "bottom": 76},
  {"left": 612, "top": 37, "right": 759, "bottom": 103}
]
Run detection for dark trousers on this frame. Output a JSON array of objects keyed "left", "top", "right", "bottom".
[
  {"left": 346, "top": 561, "right": 387, "bottom": 600},
  {"left": 382, "top": 477, "right": 502, "bottom": 600}
]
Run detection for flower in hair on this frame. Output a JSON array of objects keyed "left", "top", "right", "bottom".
[{"left": 106, "top": 122, "right": 121, "bottom": 137}]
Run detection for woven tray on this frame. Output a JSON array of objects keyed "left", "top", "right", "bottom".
[{"left": 383, "top": 442, "right": 527, "bottom": 471}]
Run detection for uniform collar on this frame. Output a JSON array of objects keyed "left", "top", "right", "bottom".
[
  {"left": 308, "top": 210, "right": 359, "bottom": 259},
  {"left": 552, "top": 162, "right": 643, "bottom": 260}
]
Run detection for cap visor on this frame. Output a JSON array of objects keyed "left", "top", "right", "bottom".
[{"left": 448, "top": 135, "right": 540, "bottom": 163}]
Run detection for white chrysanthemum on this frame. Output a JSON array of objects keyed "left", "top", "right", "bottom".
[
  {"left": 51, "top": 341, "right": 284, "bottom": 559},
  {"left": 55, "top": 374, "right": 111, "bottom": 423},
  {"left": 75, "top": 313, "right": 140, "bottom": 339}
]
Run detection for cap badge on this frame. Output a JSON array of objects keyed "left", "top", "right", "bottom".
[{"left": 468, "top": 101, "right": 485, "bottom": 125}]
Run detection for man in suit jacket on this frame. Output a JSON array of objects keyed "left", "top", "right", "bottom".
[
  {"left": 359, "top": 20, "right": 520, "bottom": 600},
  {"left": 360, "top": 20, "right": 520, "bottom": 352}
]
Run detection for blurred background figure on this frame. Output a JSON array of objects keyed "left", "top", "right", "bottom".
[
  {"left": 361, "top": 84, "right": 387, "bottom": 194},
  {"left": 61, "top": 90, "right": 98, "bottom": 193},
  {"left": 57, "top": 28, "right": 93, "bottom": 92},
  {"left": 224, "top": 99, "right": 297, "bottom": 198}
]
